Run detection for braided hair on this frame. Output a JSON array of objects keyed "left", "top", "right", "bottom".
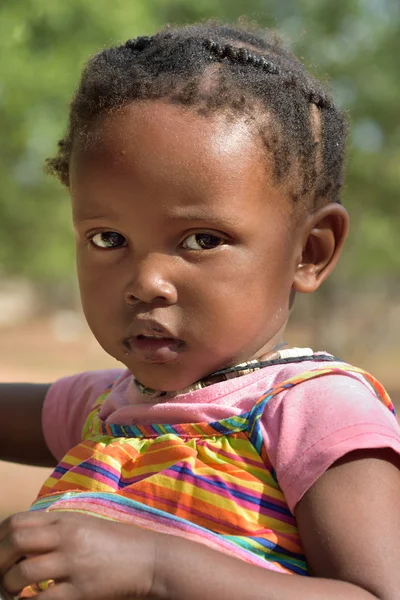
[{"left": 47, "top": 21, "right": 347, "bottom": 210}]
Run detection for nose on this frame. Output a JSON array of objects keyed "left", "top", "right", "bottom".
[{"left": 125, "top": 254, "right": 178, "bottom": 306}]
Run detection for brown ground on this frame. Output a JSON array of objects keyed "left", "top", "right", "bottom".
[{"left": 1, "top": 317, "right": 398, "bottom": 520}]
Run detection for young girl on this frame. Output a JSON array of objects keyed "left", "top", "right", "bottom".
[{"left": 1, "top": 20, "right": 400, "bottom": 600}]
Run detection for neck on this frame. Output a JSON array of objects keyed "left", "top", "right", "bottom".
[{"left": 134, "top": 345, "right": 314, "bottom": 400}]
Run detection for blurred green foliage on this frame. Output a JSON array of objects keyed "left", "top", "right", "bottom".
[{"left": 0, "top": 0, "right": 399, "bottom": 294}]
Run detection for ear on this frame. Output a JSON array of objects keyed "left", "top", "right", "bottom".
[{"left": 293, "top": 204, "right": 349, "bottom": 294}]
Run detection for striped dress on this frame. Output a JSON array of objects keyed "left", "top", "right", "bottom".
[{"left": 22, "top": 366, "right": 395, "bottom": 596}]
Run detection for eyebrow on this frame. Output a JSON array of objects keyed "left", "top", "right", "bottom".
[
  {"left": 75, "top": 208, "right": 239, "bottom": 228},
  {"left": 72, "top": 208, "right": 116, "bottom": 223},
  {"left": 164, "top": 207, "right": 240, "bottom": 228},
  {"left": 75, "top": 214, "right": 109, "bottom": 222}
]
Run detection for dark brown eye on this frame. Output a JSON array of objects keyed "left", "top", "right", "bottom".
[
  {"left": 91, "top": 232, "right": 127, "bottom": 249},
  {"left": 182, "top": 233, "right": 224, "bottom": 250}
]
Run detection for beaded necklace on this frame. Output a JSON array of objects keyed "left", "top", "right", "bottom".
[{"left": 134, "top": 346, "right": 315, "bottom": 399}]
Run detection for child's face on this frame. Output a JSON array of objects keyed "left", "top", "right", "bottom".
[{"left": 70, "top": 101, "right": 303, "bottom": 392}]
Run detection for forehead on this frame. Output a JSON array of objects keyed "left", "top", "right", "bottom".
[{"left": 69, "top": 100, "right": 289, "bottom": 221}]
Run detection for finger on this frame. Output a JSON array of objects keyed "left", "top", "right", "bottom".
[
  {"left": 0, "top": 512, "right": 59, "bottom": 541},
  {"left": 2, "top": 554, "right": 67, "bottom": 597},
  {"left": 31, "top": 581, "right": 79, "bottom": 600},
  {"left": 0, "top": 582, "right": 14, "bottom": 600},
  {"left": 0, "top": 524, "right": 60, "bottom": 575}
]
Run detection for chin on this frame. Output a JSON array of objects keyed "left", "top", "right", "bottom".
[
  {"left": 133, "top": 374, "right": 197, "bottom": 393},
  {"left": 126, "top": 362, "right": 205, "bottom": 393}
]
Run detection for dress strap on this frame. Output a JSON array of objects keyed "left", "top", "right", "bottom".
[
  {"left": 81, "top": 382, "right": 114, "bottom": 440},
  {"left": 81, "top": 365, "right": 394, "bottom": 444},
  {"left": 247, "top": 365, "right": 395, "bottom": 455}
]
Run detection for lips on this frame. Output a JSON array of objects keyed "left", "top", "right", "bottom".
[
  {"left": 137, "top": 333, "right": 172, "bottom": 340},
  {"left": 123, "top": 321, "right": 184, "bottom": 363}
]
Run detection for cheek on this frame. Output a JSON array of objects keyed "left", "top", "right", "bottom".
[
  {"left": 76, "top": 253, "right": 123, "bottom": 325},
  {"left": 185, "top": 249, "right": 291, "bottom": 326}
]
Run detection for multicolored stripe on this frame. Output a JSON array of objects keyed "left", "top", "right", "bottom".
[{"left": 27, "top": 364, "right": 395, "bottom": 596}]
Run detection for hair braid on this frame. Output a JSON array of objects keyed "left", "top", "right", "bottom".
[
  {"left": 46, "top": 20, "right": 347, "bottom": 210},
  {"left": 203, "top": 39, "right": 280, "bottom": 75},
  {"left": 124, "top": 36, "right": 153, "bottom": 52}
]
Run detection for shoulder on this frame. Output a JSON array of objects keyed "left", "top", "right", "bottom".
[
  {"left": 43, "top": 368, "right": 128, "bottom": 460},
  {"left": 48, "top": 368, "right": 128, "bottom": 397},
  {"left": 263, "top": 353, "right": 393, "bottom": 414},
  {"left": 259, "top": 354, "right": 400, "bottom": 512}
]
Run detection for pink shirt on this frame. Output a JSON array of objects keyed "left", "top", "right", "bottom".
[{"left": 42, "top": 357, "right": 400, "bottom": 513}]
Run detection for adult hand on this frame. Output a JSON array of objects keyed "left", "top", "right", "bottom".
[{"left": 0, "top": 511, "right": 158, "bottom": 599}]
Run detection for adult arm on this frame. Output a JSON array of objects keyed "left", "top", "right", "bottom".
[
  {"left": 0, "top": 383, "right": 55, "bottom": 467},
  {"left": 1, "top": 452, "right": 400, "bottom": 598},
  {"left": 152, "top": 448, "right": 400, "bottom": 599}
]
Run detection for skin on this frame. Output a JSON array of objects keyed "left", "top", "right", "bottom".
[
  {"left": 70, "top": 101, "right": 347, "bottom": 394},
  {"left": 1, "top": 101, "right": 400, "bottom": 599},
  {"left": 0, "top": 383, "right": 54, "bottom": 466}
]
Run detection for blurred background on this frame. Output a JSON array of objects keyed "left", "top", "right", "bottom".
[{"left": 1, "top": 0, "right": 399, "bottom": 518}]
